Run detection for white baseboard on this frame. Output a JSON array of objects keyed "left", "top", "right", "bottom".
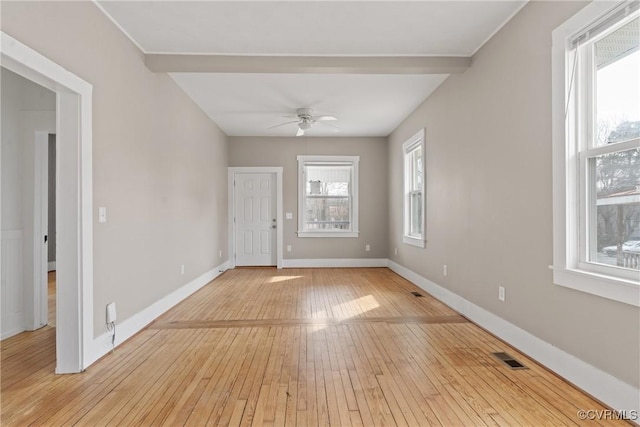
[
  {"left": 1, "top": 327, "right": 24, "bottom": 341},
  {"left": 47, "top": 261, "right": 56, "bottom": 272},
  {"left": 387, "top": 260, "right": 639, "bottom": 416},
  {"left": 282, "top": 258, "right": 388, "bottom": 268},
  {"left": 85, "top": 261, "right": 229, "bottom": 367}
]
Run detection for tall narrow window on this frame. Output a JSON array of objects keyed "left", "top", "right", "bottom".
[
  {"left": 403, "top": 129, "right": 426, "bottom": 247},
  {"left": 552, "top": 1, "right": 639, "bottom": 306},
  {"left": 297, "top": 155, "right": 359, "bottom": 238},
  {"left": 587, "top": 16, "right": 640, "bottom": 271}
]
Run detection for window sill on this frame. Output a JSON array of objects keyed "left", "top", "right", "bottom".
[
  {"left": 552, "top": 266, "right": 640, "bottom": 307},
  {"left": 297, "top": 231, "right": 359, "bottom": 238},
  {"left": 403, "top": 236, "right": 425, "bottom": 248}
]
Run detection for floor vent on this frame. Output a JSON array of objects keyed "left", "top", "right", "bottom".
[
  {"left": 410, "top": 291, "right": 423, "bottom": 297},
  {"left": 492, "top": 352, "right": 528, "bottom": 370}
]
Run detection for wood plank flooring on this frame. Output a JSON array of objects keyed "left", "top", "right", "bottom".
[
  {"left": 0, "top": 268, "right": 628, "bottom": 426},
  {"left": 48, "top": 271, "right": 56, "bottom": 327}
]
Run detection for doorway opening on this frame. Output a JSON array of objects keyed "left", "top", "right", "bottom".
[
  {"left": 0, "top": 68, "right": 57, "bottom": 379},
  {"left": 1, "top": 68, "right": 55, "bottom": 334}
]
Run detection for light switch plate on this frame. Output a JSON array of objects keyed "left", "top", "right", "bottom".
[
  {"left": 98, "top": 207, "right": 107, "bottom": 223},
  {"left": 285, "top": 212, "right": 293, "bottom": 220}
]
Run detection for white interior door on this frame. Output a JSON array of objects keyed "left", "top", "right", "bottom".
[{"left": 234, "top": 173, "right": 277, "bottom": 266}]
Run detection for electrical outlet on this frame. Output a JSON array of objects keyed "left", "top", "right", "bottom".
[
  {"left": 219, "top": 250, "right": 222, "bottom": 258},
  {"left": 106, "top": 302, "right": 116, "bottom": 324},
  {"left": 180, "top": 264, "right": 185, "bottom": 275},
  {"left": 498, "top": 286, "right": 506, "bottom": 302},
  {"left": 365, "top": 244, "right": 370, "bottom": 252},
  {"left": 287, "top": 245, "right": 292, "bottom": 252},
  {"left": 443, "top": 265, "right": 448, "bottom": 276},
  {"left": 394, "top": 248, "right": 398, "bottom": 255}
]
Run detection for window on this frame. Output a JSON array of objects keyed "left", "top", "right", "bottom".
[
  {"left": 297, "top": 155, "right": 359, "bottom": 238},
  {"left": 552, "top": 1, "right": 639, "bottom": 306},
  {"left": 403, "top": 129, "right": 426, "bottom": 247}
]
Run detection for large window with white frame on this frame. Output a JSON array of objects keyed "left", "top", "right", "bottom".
[
  {"left": 403, "top": 129, "right": 426, "bottom": 247},
  {"left": 552, "top": 0, "right": 639, "bottom": 306},
  {"left": 297, "top": 155, "right": 359, "bottom": 238}
]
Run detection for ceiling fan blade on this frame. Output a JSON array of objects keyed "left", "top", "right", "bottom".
[
  {"left": 296, "top": 127, "right": 305, "bottom": 136},
  {"left": 268, "top": 120, "right": 299, "bottom": 129},
  {"left": 315, "top": 115, "right": 337, "bottom": 121},
  {"left": 317, "top": 121, "right": 340, "bottom": 131}
]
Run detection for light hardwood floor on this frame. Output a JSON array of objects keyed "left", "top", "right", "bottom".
[
  {"left": 0, "top": 268, "right": 628, "bottom": 426},
  {"left": 48, "top": 271, "right": 56, "bottom": 327}
]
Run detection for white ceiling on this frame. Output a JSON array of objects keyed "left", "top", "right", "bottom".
[
  {"left": 97, "top": 1, "right": 527, "bottom": 137},
  {"left": 169, "top": 73, "right": 449, "bottom": 137}
]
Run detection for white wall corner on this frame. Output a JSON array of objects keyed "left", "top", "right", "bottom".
[
  {"left": 282, "top": 258, "right": 388, "bottom": 268},
  {"left": 387, "top": 260, "right": 640, "bottom": 415},
  {"left": 84, "top": 260, "right": 230, "bottom": 368}
]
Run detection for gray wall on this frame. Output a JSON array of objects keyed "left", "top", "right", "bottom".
[
  {"left": 2, "top": 1, "right": 229, "bottom": 337},
  {"left": 388, "top": 1, "right": 639, "bottom": 388},
  {"left": 229, "top": 137, "right": 388, "bottom": 259}
]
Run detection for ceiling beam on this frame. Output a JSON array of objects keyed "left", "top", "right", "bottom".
[{"left": 145, "top": 54, "right": 471, "bottom": 74}]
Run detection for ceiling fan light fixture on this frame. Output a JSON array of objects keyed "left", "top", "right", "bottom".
[{"left": 269, "top": 108, "right": 339, "bottom": 136}]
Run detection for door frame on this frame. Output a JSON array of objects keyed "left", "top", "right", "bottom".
[
  {"left": 33, "top": 131, "right": 50, "bottom": 329},
  {"left": 1, "top": 32, "right": 94, "bottom": 373},
  {"left": 228, "top": 167, "right": 283, "bottom": 269}
]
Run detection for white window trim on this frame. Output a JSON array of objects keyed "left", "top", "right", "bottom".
[
  {"left": 297, "top": 155, "right": 359, "bottom": 238},
  {"left": 403, "top": 129, "right": 426, "bottom": 248},
  {"left": 551, "top": 1, "right": 640, "bottom": 307}
]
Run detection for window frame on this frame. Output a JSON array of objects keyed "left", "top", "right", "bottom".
[
  {"left": 403, "top": 129, "right": 426, "bottom": 248},
  {"left": 297, "top": 155, "right": 359, "bottom": 238},
  {"left": 552, "top": 0, "right": 640, "bottom": 307}
]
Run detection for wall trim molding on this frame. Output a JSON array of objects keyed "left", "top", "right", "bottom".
[
  {"left": 86, "top": 261, "right": 229, "bottom": 367},
  {"left": 282, "top": 258, "right": 388, "bottom": 268},
  {"left": 387, "top": 260, "right": 639, "bottom": 415},
  {"left": 1, "top": 327, "right": 24, "bottom": 341}
]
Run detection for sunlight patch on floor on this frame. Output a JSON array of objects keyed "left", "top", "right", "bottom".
[
  {"left": 267, "top": 275, "right": 302, "bottom": 284},
  {"left": 309, "top": 295, "right": 381, "bottom": 331},
  {"left": 334, "top": 294, "right": 380, "bottom": 319}
]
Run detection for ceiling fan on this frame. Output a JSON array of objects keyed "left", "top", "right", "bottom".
[{"left": 269, "top": 108, "right": 338, "bottom": 136}]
